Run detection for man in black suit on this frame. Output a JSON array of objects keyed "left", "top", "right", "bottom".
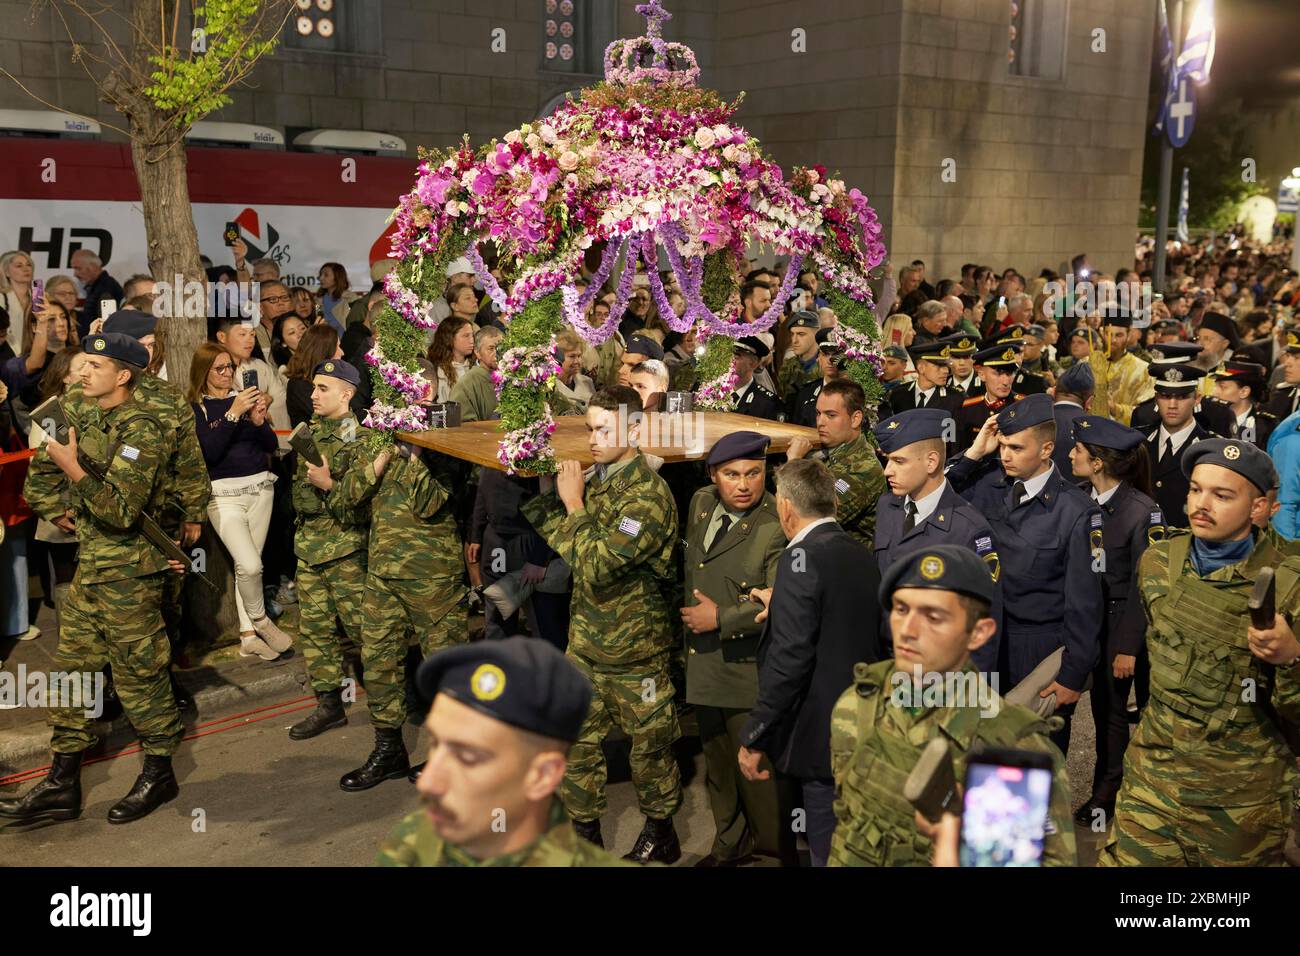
[
  {"left": 738, "top": 458, "right": 880, "bottom": 867},
  {"left": 1143, "top": 363, "right": 1211, "bottom": 529},
  {"left": 1051, "top": 360, "right": 1093, "bottom": 475},
  {"left": 884, "top": 341, "right": 964, "bottom": 418}
]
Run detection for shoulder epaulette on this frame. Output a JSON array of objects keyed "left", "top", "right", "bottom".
[{"left": 962, "top": 395, "right": 984, "bottom": 407}]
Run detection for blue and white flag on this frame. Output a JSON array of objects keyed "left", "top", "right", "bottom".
[
  {"left": 1152, "top": 0, "right": 1177, "bottom": 135},
  {"left": 1177, "top": 168, "right": 1190, "bottom": 242},
  {"left": 1176, "top": 0, "right": 1216, "bottom": 86}
]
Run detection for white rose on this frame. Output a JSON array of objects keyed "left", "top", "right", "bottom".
[
  {"left": 504, "top": 130, "right": 522, "bottom": 145},
  {"left": 713, "top": 124, "right": 732, "bottom": 143},
  {"left": 723, "top": 144, "right": 740, "bottom": 163},
  {"left": 694, "top": 127, "right": 716, "bottom": 149}
]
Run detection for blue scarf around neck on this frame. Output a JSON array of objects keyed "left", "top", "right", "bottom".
[{"left": 1189, "top": 532, "right": 1255, "bottom": 576}]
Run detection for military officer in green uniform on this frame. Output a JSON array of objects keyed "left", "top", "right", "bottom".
[
  {"left": 338, "top": 441, "right": 470, "bottom": 792},
  {"left": 1101, "top": 438, "right": 1300, "bottom": 867},
  {"left": 785, "top": 378, "right": 886, "bottom": 547},
  {"left": 288, "top": 359, "right": 376, "bottom": 741},
  {"left": 776, "top": 310, "right": 822, "bottom": 399},
  {"left": 827, "top": 545, "right": 1077, "bottom": 866},
  {"left": 680, "top": 431, "right": 790, "bottom": 866},
  {"left": 2, "top": 334, "right": 185, "bottom": 826},
  {"left": 377, "top": 638, "right": 633, "bottom": 867},
  {"left": 523, "top": 386, "right": 684, "bottom": 863}
]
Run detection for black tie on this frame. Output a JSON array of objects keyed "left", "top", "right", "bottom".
[
  {"left": 902, "top": 500, "right": 918, "bottom": 533},
  {"left": 1163, "top": 437, "right": 1173, "bottom": 462},
  {"left": 708, "top": 515, "right": 733, "bottom": 552},
  {"left": 1012, "top": 481, "right": 1027, "bottom": 506}
]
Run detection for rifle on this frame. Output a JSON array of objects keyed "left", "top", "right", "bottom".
[{"left": 32, "top": 397, "right": 220, "bottom": 593}]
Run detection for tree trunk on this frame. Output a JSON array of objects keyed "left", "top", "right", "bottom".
[{"left": 128, "top": 122, "right": 208, "bottom": 379}]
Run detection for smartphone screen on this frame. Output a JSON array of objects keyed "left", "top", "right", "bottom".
[
  {"left": 242, "top": 369, "right": 258, "bottom": 391},
  {"left": 959, "top": 750, "right": 1053, "bottom": 867}
]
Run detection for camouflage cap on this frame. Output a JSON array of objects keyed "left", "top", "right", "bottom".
[{"left": 415, "top": 637, "right": 593, "bottom": 742}]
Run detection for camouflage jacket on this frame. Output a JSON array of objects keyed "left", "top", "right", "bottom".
[
  {"left": 292, "top": 414, "right": 375, "bottom": 567},
  {"left": 828, "top": 659, "right": 1076, "bottom": 867},
  {"left": 1132, "top": 529, "right": 1300, "bottom": 806},
  {"left": 363, "top": 448, "right": 464, "bottom": 584},
  {"left": 59, "top": 375, "right": 209, "bottom": 530},
  {"left": 24, "top": 393, "right": 170, "bottom": 585},
  {"left": 777, "top": 355, "right": 820, "bottom": 399},
  {"left": 376, "top": 798, "right": 635, "bottom": 867},
  {"left": 522, "top": 453, "right": 678, "bottom": 666},
  {"left": 823, "top": 433, "right": 886, "bottom": 548}
]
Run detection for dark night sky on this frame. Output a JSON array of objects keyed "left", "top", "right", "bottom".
[{"left": 1182, "top": 0, "right": 1300, "bottom": 109}]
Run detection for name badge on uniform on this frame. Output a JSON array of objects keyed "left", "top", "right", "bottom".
[
  {"left": 119, "top": 445, "right": 140, "bottom": 461},
  {"left": 834, "top": 478, "right": 849, "bottom": 494},
  {"left": 618, "top": 516, "right": 642, "bottom": 538}
]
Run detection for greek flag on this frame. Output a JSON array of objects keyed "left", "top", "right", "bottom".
[
  {"left": 1152, "top": 0, "right": 1177, "bottom": 135},
  {"left": 1176, "top": 0, "right": 1216, "bottom": 86},
  {"left": 1177, "top": 168, "right": 1190, "bottom": 242}
]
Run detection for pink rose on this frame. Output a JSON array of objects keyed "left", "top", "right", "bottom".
[
  {"left": 559, "top": 150, "right": 580, "bottom": 171},
  {"left": 445, "top": 200, "right": 461, "bottom": 217},
  {"left": 694, "top": 127, "right": 716, "bottom": 149},
  {"left": 713, "top": 125, "right": 732, "bottom": 144},
  {"left": 722, "top": 144, "right": 740, "bottom": 163}
]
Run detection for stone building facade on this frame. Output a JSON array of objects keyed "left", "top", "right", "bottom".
[{"left": 0, "top": 0, "right": 1153, "bottom": 279}]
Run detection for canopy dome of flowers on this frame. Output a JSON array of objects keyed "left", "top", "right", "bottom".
[{"left": 371, "top": 0, "right": 888, "bottom": 472}]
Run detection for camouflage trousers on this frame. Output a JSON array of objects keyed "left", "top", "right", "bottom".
[
  {"left": 297, "top": 552, "right": 368, "bottom": 693},
  {"left": 563, "top": 652, "right": 683, "bottom": 823},
  {"left": 1100, "top": 787, "right": 1292, "bottom": 866},
  {"left": 361, "top": 574, "right": 468, "bottom": 729},
  {"left": 50, "top": 573, "right": 182, "bottom": 756},
  {"left": 161, "top": 567, "right": 184, "bottom": 656}
]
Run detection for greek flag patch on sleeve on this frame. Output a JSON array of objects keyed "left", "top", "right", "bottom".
[
  {"left": 618, "top": 516, "right": 642, "bottom": 538},
  {"left": 834, "top": 478, "right": 850, "bottom": 494},
  {"left": 119, "top": 445, "right": 140, "bottom": 461},
  {"left": 974, "top": 536, "right": 993, "bottom": 555},
  {"left": 1090, "top": 512, "right": 1103, "bottom": 530}
]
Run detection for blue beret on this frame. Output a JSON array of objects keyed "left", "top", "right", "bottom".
[
  {"left": 415, "top": 637, "right": 593, "bottom": 742},
  {"left": 996, "top": 392, "right": 1054, "bottom": 434},
  {"left": 1149, "top": 362, "right": 1206, "bottom": 390},
  {"left": 1072, "top": 415, "right": 1144, "bottom": 452},
  {"left": 1068, "top": 326, "right": 1099, "bottom": 343},
  {"left": 973, "top": 341, "right": 1022, "bottom": 367},
  {"left": 1055, "top": 360, "right": 1095, "bottom": 395},
  {"left": 313, "top": 359, "right": 361, "bottom": 387},
  {"left": 102, "top": 308, "right": 157, "bottom": 340},
  {"left": 1181, "top": 438, "right": 1278, "bottom": 495},
  {"left": 908, "top": 341, "right": 951, "bottom": 364},
  {"left": 788, "top": 310, "right": 819, "bottom": 330},
  {"left": 707, "top": 430, "right": 771, "bottom": 467},
  {"left": 883, "top": 345, "right": 909, "bottom": 360},
  {"left": 83, "top": 332, "right": 148, "bottom": 369},
  {"left": 878, "top": 544, "right": 996, "bottom": 605},
  {"left": 625, "top": 335, "right": 664, "bottom": 361},
  {"left": 873, "top": 407, "right": 954, "bottom": 453},
  {"left": 1148, "top": 341, "right": 1202, "bottom": 362}
]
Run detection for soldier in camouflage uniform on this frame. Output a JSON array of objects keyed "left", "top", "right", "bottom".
[
  {"left": 828, "top": 545, "right": 1076, "bottom": 866},
  {"left": 377, "top": 638, "right": 633, "bottom": 867},
  {"left": 785, "top": 378, "right": 886, "bottom": 547},
  {"left": 288, "top": 359, "right": 375, "bottom": 741},
  {"left": 522, "top": 387, "right": 684, "bottom": 863},
  {"left": 1, "top": 334, "right": 185, "bottom": 826},
  {"left": 776, "top": 310, "right": 822, "bottom": 399},
  {"left": 338, "top": 442, "right": 469, "bottom": 791},
  {"left": 1101, "top": 438, "right": 1300, "bottom": 867}
]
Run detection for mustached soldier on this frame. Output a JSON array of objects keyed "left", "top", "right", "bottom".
[
  {"left": 2, "top": 334, "right": 183, "bottom": 826},
  {"left": 522, "top": 387, "right": 684, "bottom": 863},
  {"left": 827, "top": 546, "right": 1075, "bottom": 867},
  {"left": 288, "top": 359, "right": 375, "bottom": 741},
  {"left": 339, "top": 442, "right": 470, "bottom": 791},
  {"left": 1101, "top": 439, "right": 1300, "bottom": 866}
]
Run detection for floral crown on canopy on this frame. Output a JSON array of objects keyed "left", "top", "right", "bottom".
[{"left": 603, "top": 0, "right": 700, "bottom": 88}]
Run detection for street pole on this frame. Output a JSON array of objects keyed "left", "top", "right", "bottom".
[{"left": 1152, "top": 0, "right": 1184, "bottom": 294}]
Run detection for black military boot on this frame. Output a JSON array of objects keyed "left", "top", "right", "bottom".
[
  {"left": 0, "top": 751, "right": 84, "bottom": 826},
  {"left": 107, "top": 754, "right": 178, "bottom": 824},
  {"left": 288, "top": 688, "right": 347, "bottom": 740},
  {"left": 572, "top": 817, "right": 604, "bottom": 849},
  {"left": 623, "top": 816, "right": 680, "bottom": 864},
  {"left": 339, "top": 728, "right": 410, "bottom": 792},
  {"left": 406, "top": 762, "right": 425, "bottom": 782}
]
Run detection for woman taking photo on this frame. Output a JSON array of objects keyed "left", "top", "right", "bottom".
[
  {"left": 1067, "top": 415, "right": 1163, "bottom": 827},
  {"left": 425, "top": 317, "right": 474, "bottom": 403},
  {"left": 284, "top": 324, "right": 343, "bottom": 427},
  {"left": 189, "top": 342, "right": 294, "bottom": 662}
]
